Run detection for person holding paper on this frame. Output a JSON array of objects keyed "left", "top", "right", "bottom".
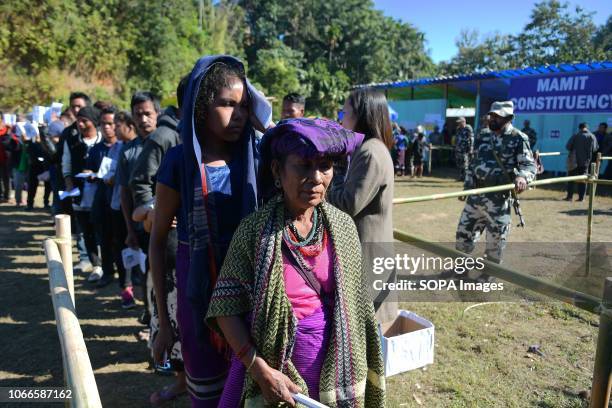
[
  {"left": 115, "top": 92, "right": 159, "bottom": 329},
  {"left": 110, "top": 111, "right": 139, "bottom": 308},
  {"left": 85, "top": 106, "right": 128, "bottom": 289},
  {"left": 62, "top": 106, "right": 103, "bottom": 281},
  {"left": 206, "top": 119, "right": 385, "bottom": 407}
]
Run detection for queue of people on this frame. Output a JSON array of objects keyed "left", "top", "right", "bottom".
[
  {"left": 0, "top": 55, "right": 397, "bottom": 407},
  {"left": 3, "top": 52, "right": 611, "bottom": 407}
]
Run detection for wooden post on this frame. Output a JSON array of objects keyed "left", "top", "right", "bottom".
[
  {"left": 595, "top": 152, "right": 602, "bottom": 176},
  {"left": 428, "top": 145, "right": 433, "bottom": 175},
  {"left": 590, "top": 277, "right": 612, "bottom": 408},
  {"left": 54, "top": 214, "right": 74, "bottom": 306},
  {"left": 44, "top": 239, "right": 102, "bottom": 408},
  {"left": 586, "top": 163, "right": 596, "bottom": 277}
]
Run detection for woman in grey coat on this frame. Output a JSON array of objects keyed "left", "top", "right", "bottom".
[{"left": 327, "top": 88, "right": 397, "bottom": 323}]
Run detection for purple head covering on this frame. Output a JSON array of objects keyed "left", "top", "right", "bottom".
[
  {"left": 261, "top": 118, "right": 364, "bottom": 160},
  {"left": 258, "top": 118, "right": 364, "bottom": 200}
]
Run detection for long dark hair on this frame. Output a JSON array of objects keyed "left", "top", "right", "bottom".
[{"left": 347, "top": 88, "right": 393, "bottom": 149}]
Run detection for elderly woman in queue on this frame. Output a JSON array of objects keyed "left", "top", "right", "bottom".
[
  {"left": 206, "top": 118, "right": 385, "bottom": 407},
  {"left": 327, "top": 88, "right": 397, "bottom": 323}
]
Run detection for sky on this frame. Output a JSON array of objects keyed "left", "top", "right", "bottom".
[{"left": 373, "top": 0, "right": 611, "bottom": 63}]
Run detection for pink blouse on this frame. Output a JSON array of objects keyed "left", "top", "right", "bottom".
[{"left": 282, "top": 238, "right": 335, "bottom": 320}]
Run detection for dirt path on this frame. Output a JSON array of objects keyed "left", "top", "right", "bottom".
[{"left": 0, "top": 200, "right": 189, "bottom": 407}]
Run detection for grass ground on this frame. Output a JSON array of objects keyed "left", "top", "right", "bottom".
[
  {"left": 390, "top": 170, "right": 611, "bottom": 407},
  {"left": 0, "top": 170, "right": 610, "bottom": 407}
]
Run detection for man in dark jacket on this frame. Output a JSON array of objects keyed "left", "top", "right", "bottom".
[
  {"left": 129, "top": 105, "right": 180, "bottom": 210},
  {"left": 565, "top": 123, "right": 598, "bottom": 202},
  {"left": 57, "top": 92, "right": 90, "bottom": 212},
  {"left": 130, "top": 77, "right": 186, "bottom": 215}
]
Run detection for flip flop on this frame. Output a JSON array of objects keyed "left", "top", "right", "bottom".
[{"left": 149, "top": 387, "right": 186, "bottom": 406}]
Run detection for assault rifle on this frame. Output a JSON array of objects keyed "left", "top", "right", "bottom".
[{"left": 491, "top": 149, "right": 526, "bottom": 228}]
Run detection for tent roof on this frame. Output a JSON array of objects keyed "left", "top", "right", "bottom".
[{"left": 356, "top": 61, "right": 612, "bottom": 90}]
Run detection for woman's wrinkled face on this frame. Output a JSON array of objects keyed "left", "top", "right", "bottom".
[
  {"left": 272, "top": 154, "right": 334, "bottom": 213},
  {"left": 205, "top": 77, "right": 249, "bottom": 143}
]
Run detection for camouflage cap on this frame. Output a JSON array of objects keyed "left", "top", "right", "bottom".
[{"left": 489, "top": 101, "right": 514, "bottom": 118}]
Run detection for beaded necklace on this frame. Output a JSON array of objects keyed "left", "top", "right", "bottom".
[{"left": 283, "top": 207, "right": 327, "bottom": 270}]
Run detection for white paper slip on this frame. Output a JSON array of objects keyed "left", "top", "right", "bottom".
[
  {"left": 122, "top": 248, "right": 147, "bottom": 272},
  {"left": 97, "top": 156, "right": 114, "bottom": 179},
  {"left": 59, "top": 188, "right": 80, "bottom": 200},
  {"left": 292, "top": 393, "right": 329, "bottom": 408},
  {"left": 122, "top": 248, "right": 140, "bottom": 269}
]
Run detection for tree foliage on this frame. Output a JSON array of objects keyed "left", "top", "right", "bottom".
[
  {"left": 0, "top": 0, "right": 608, "bottom": 116},
  {"left": 439, "top": 1, "right": 609, "bottom": 76}
]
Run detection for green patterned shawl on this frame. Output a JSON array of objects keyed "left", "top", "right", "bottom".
[{"left": 206, "top": 195, "right": 385, "bottom": 407}]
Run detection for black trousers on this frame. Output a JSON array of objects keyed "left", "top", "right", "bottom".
[
  {"left": 566, "top": 166, "right": 587, "bottom": 200},
  {"left": 95, "top": 205, "right": 130, "bottom": 287},
  {"left": 27, "top": 174, "right": 51, "bottom": 208},
  {"left": 75, "top": 210, "right": 101, "bottom": 267},
  {"left": 111, "top": 209, "right": 130, "bottom": 288},
  {"left": 0, "top": 162, "right": 10, "bottom": 200}
]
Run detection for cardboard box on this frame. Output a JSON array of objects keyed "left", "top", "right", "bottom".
[{"left": 380, "top": 310, "right": 434, "bottom": 377}]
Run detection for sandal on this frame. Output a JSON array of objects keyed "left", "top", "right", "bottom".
[{"left": 149, "top": 387, "right": 186, "bottom": 405}]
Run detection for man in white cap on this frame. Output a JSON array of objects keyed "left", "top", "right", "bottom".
[
  {"left": 453, "top": 101, "right": 536, "bottom": 282},
  {"left": 454, "top": 117, "right": 474, "bottom": 181}
]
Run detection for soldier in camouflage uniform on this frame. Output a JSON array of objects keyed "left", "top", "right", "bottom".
[
  {"left": 454, "top": 117, "right": 474, "bottom": 181},
  {"left": 522, "top": 119, "right": 538, "bottom": 150},
  {"left": 455, "top": 101, "right": 536, "bottom": 282}
]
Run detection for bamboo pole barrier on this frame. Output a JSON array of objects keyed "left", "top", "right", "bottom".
[
  {"left": 54, "top": 215, "right": 74, "bottom": 306},
  {"left": 44, "top": 239, "right": 102, "bottom": 408},
  {"left": 589, "top": 277, "right": 612, "bottom": 408},
  {"left": 593, "top": 179, "right": 612, "bottom": 185},
  {"left": 537, "top": 152, "right": 561, "bottom": 157},
  {"left": 586, "top": 163, "right": 597, "bottom": 278},
  {"left": 429, "top": 145, "right": 454, "bottom": 150},
  {"left": 393, "top": 229, "right": 602, "bottom": 314},
  {"left": 393, "top": 175, "right": 590, "bottom": 204},
  {"left": 601, "top": 156, "right": 612, "bottom": 161},
  {"left": 595, "top": 153, "right": 602, "bottom": 175}
]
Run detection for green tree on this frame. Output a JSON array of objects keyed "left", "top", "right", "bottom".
[
  {"left": 514, "top": 0, "right": 603, "bottom": 65},
  {"left": 250, "top": 42, "right": 310, "bottom": 117},
  {"left": 593, "top": 16, "right": 612, "bottom": 55},
  {"left": 306, "top": 60, "right": 350, "bottom": 118}
]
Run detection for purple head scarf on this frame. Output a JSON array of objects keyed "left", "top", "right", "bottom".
[
  {"left": 261, "top": 118, "right": 364, "bottom": 160},
  {"left": 258, "top": 118, "right": 364, "bottom": 200}
]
